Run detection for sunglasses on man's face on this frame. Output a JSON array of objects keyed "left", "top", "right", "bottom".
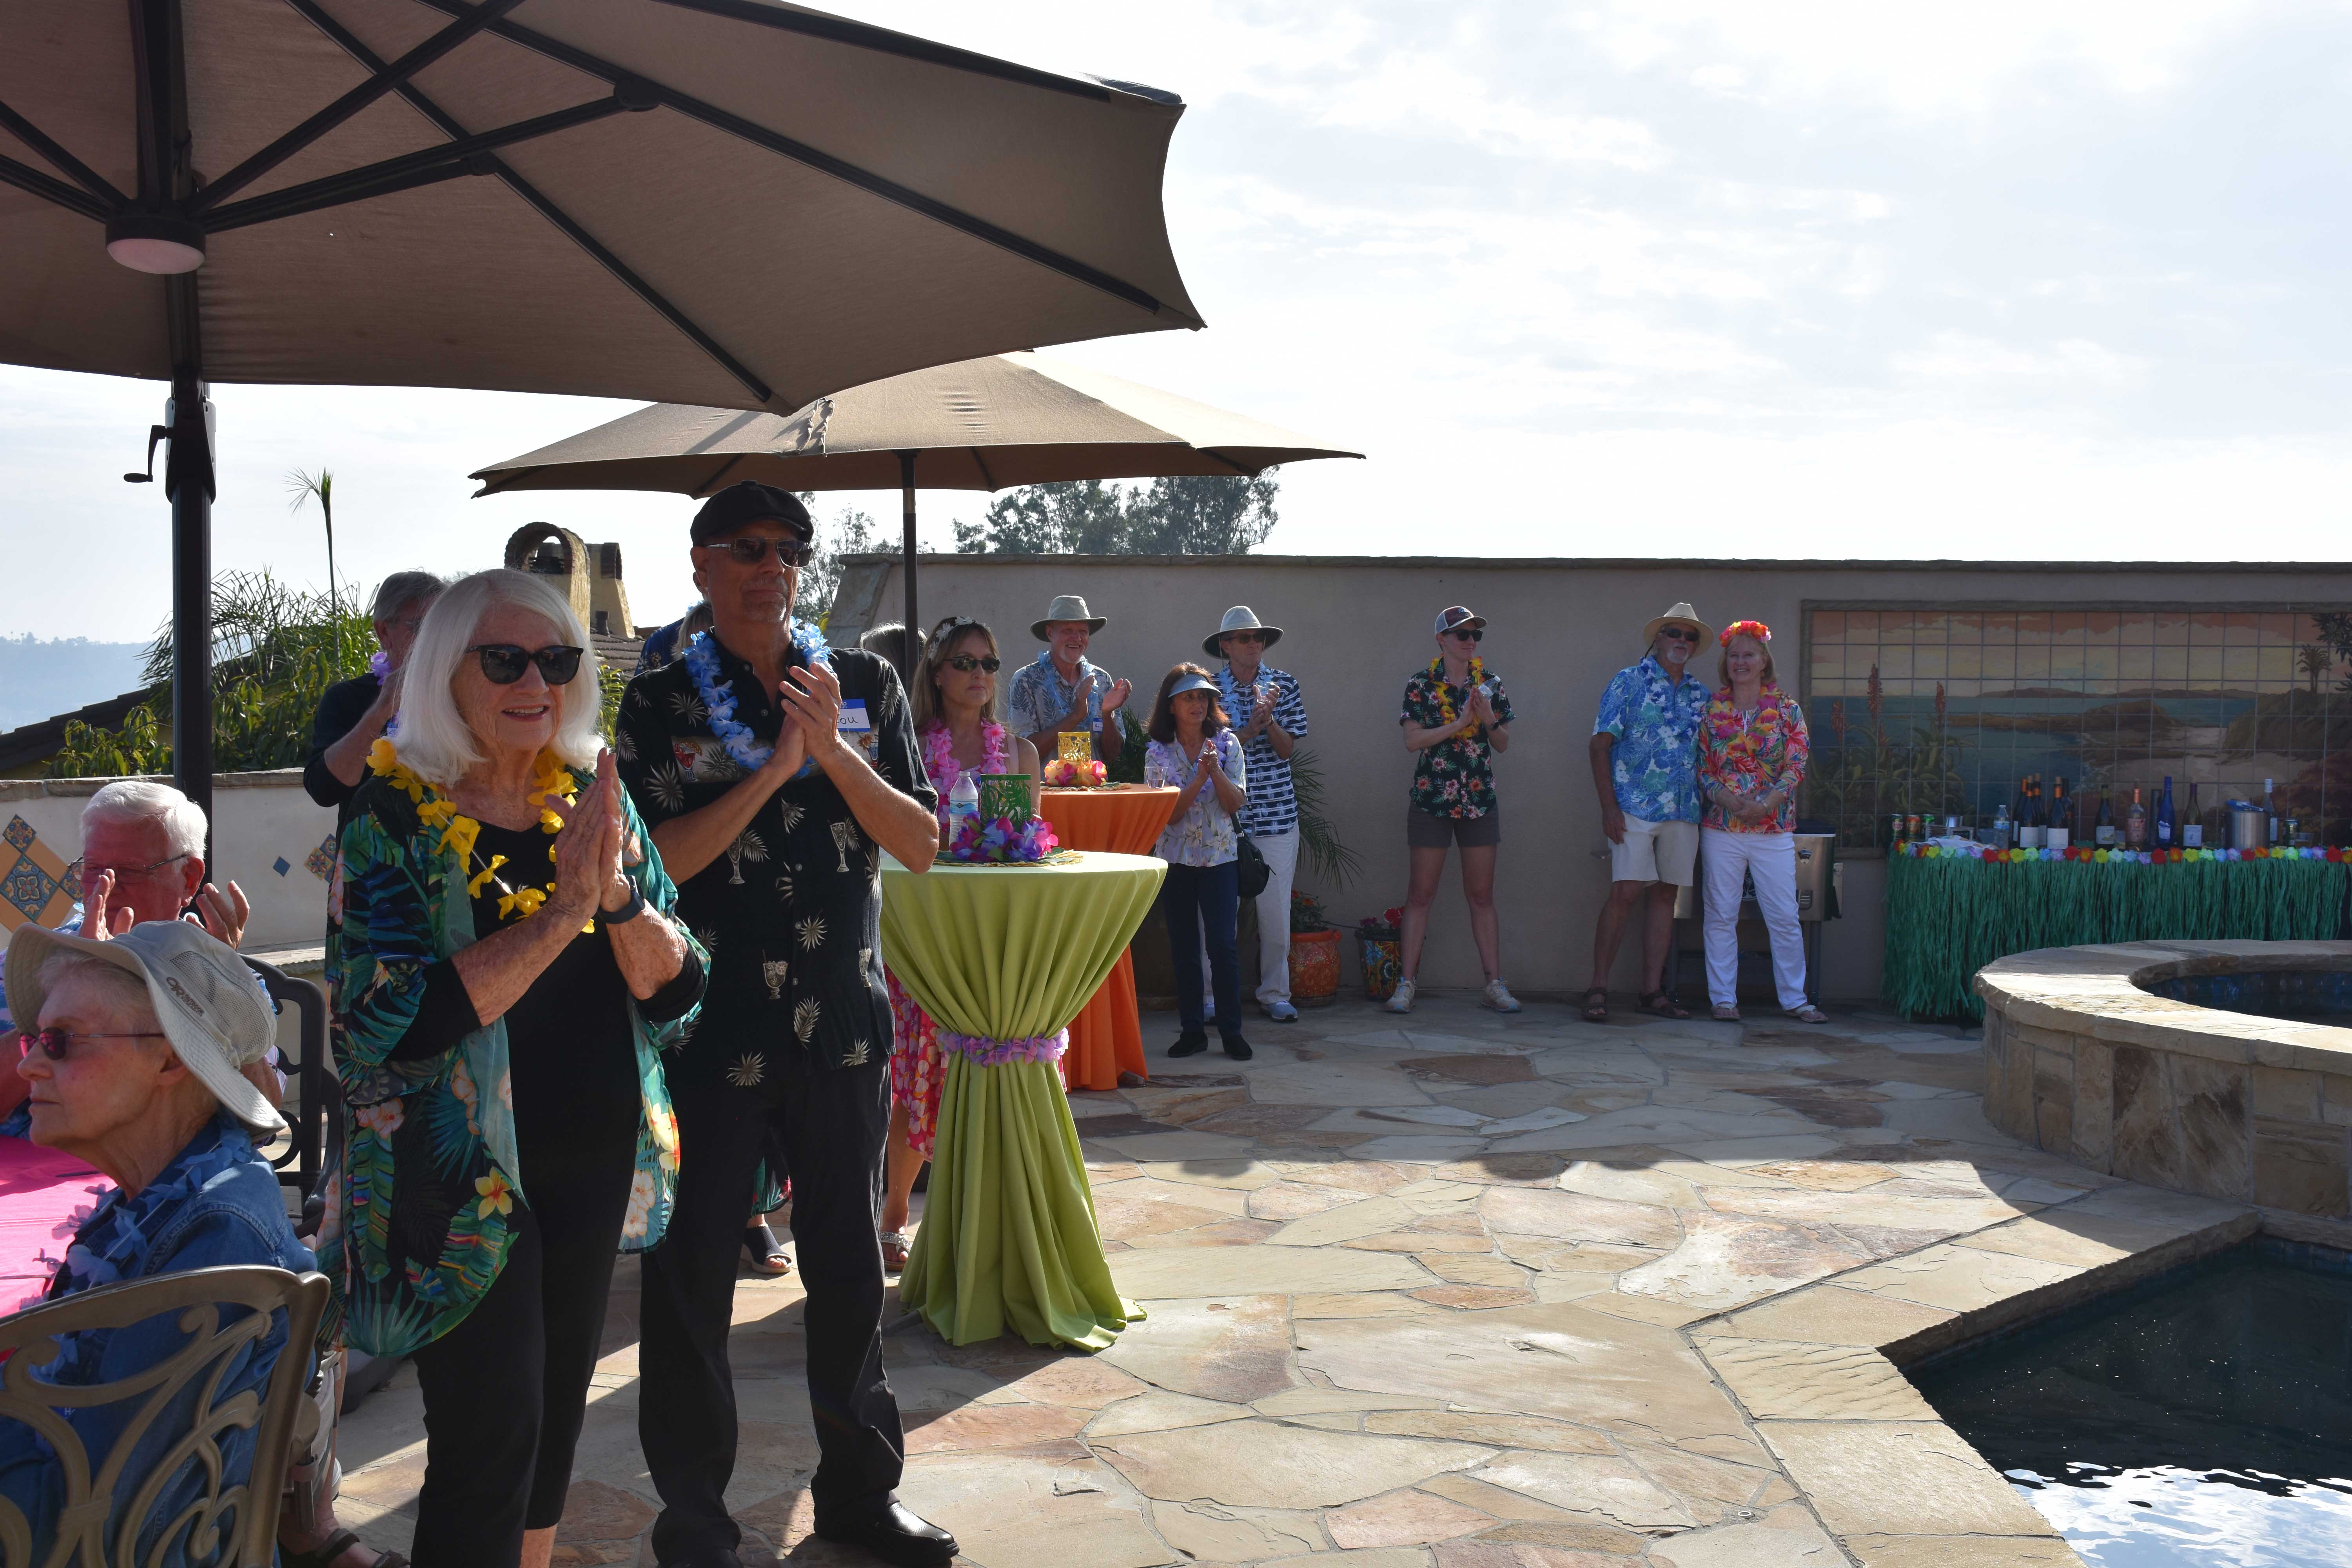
[
  {"left": 1659, "top": 628, "right": 1700, "bottom": 644},
  {"left": 1223, "top": 631, "right": 1269, "bottom": 646},
  {"left": 468, "top": 644, "right": 584, "bottom": 686},
  {"left": 18, "top": 1027, "right": 167, "bottom": 1062},
  {"left": 1446, "top": 627, "right": 1484, "bottom": 643},
  {"left": 710, "top": 536, "right": 812, "bottom": 568},
  {"left": 944, "top": 654, "right": 1001, "bottom": 674}
]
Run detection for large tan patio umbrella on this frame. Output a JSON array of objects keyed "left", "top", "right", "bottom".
[
  {"left": 469, "top": 352, "right": 1362, "bottom": 665},
  {"left": 0, "top": 0, "right": 1200, "bottom": 819}
]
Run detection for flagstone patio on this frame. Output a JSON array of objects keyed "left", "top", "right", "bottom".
[{"left": 334, "top": 993, "right": 2263, "bottom": 1567}]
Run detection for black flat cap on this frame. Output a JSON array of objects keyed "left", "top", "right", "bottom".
[{"left": 691, "top": 481, "right": 813, "bottom": 546}]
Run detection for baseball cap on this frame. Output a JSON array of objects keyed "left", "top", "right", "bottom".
[
  {"left": 1434, "top": 605, "right": 1487, "bottom": 635},
  {"left": 690, "top": 481, "right": 814, "bottom": 547},
  {"left": 5, "top": 921, "right": 286, "bottom": 1136}
]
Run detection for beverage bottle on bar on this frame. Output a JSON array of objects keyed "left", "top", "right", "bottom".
[
  {"left": 2013, "top": 777, "right": 2031, "bottom": 848},
  {"left": 2047, "top": 777, "right": 2071, "bottom": 850},
  {"left": 2264, "top": 779, "right": 2278, "bottom": 846},
  {"left": 2095, "top": 791, "right": 2117, "bottom": 847},
  {"left": 1991, "top": 801, "right": 2012, "bottom": 848},
  {"left": 2156, "top": 775, "right": 2175, "bottom": 847},
  {"left": 2183, "top": 781, "right": 2204, "bottom": 849},
  {"left": 2126, "top": 787, "right": 2148, "bottom": 848},
  {"left": 2017, "top": 776, "right": 2038, "bottom": 849}
]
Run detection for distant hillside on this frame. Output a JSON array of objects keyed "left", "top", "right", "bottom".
[{"left": 0, "top": 636, "right": 152, "bottom": 732}]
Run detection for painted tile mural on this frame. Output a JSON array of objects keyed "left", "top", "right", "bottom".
[{"left": 0, "top": 816, "right": 78, "bottom": 935}]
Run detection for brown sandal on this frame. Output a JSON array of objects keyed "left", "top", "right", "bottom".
[
  {"left": 1580, "top": 988, "right": 1610, "bottom": 1023},
  {"left": 1639, "top": 990, "right": 1691, "bottom": 1020}
]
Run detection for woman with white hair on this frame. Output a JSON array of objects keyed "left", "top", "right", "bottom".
[
  {"left": 1, "top": 920, "right": 317, "bottom": 1565},
  {"left": 325, "top": 568, "right": 708, "bottom": 1568}
]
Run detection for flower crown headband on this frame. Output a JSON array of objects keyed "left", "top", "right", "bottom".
[{"left": 1720, "top": 619, "right": 1771, "bottom": 648}]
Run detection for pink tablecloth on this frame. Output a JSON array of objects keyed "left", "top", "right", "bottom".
[{"left": 0, "top": 1135, "right": 108, "bottom": 1316}]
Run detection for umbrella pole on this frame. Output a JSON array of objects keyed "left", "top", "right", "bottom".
[
  {"left": 164, "top": 364, "right": 217, "bottom": 847},
  {"left": 898, "top": 449, "right": 918, "bottom": 682}
]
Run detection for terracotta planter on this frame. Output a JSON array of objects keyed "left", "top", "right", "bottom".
[
  {"left": 1289, "top": 928, "right": 1341, "bottom": 1007},
  {"left": 1359, "top": 935, "right": 1402, "bottom": 1001}
]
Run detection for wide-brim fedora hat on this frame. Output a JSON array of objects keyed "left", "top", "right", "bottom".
[
  {"left": 1032, "top": 595, "right": 1108, "bottom": 641},
  {"left": 1204, "top": 605, "right": 1283, "bottom": 659},
  {"left": 6, "top": 920, "right": 287, "bottom": 1137},
  {"left": 1641, "top": 601, "right": 1714, "bottom": 648}
]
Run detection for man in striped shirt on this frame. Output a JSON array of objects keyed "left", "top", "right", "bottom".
[{"left": 1209, "top": 606, "right": 1311, "bottom": 1022}]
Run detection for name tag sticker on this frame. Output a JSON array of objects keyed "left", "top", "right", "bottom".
[{"left": 837, "top": 699, "right": 873, "bottom": 733}]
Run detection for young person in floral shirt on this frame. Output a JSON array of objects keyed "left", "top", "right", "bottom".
[
  {"left": 1392, "top": 605, "right": 1518, "bottom": 1015},
  {"left": 1698, "top": 620, "right": 1826, "bottom": 1024}
]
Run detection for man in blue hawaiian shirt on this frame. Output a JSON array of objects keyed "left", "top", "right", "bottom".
[{"left": 1586, "top": 602, "right": 1713, "bottom": 1022}]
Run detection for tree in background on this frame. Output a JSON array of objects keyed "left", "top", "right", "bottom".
[
  {"left": 793, "top": 493, "right": 883, "bottom": 626},
  {"left": 285, "top": 468, "right": 340, "bottom": 618},
  {"left": 953, "top": 472, "right": 1281, "bottom": 555}
]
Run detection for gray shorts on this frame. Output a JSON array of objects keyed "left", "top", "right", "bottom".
[{"left": 1407, "top": 805, "right": 1501, "bottom": 849}]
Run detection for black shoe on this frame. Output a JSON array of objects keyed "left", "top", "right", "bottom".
[
  {"left": 1168, "top": 1029, "right": 1209, "bottom": 1057},
  {"left": 1221, "top": 1033, "right": 1253, "bottom": 1061},
  {"left": 815, "top": 1500, "right": 958, "bottom": 1567}
]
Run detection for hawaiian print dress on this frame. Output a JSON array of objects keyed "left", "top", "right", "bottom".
[
  {"left": 1698, "top": 684, "right": 1811, "bottom": 833},
  {"left": 884, "top": 720, "right": 1009, "bottom": 1158},
  {"left": 322, "top": 768, "right": 703, "bottom": 1359}
]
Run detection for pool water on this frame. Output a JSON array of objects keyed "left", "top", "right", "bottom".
[
  {"left": 1908, "top": 1243, "right": 2352, "bottom": 1567},
  {"left": 2141, "top": 968, "right": 2352, "bottom": 1025}
]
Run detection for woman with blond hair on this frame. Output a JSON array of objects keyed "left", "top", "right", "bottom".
[
  {"left": 1697, "top": 619, "right": 1825, "bottom": 1024},
  {"left": 328, "top": 568, "right": 706, "bottom": 1567}
]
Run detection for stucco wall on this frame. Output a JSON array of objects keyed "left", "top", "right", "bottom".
[{"left": 833, "top": 554, "right": 2352, "bottom": 1000}]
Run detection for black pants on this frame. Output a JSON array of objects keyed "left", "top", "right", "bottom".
[
  {"left": 641, "top": 1053, "right": 900, "bottom": 1566},
  {"left": 1163, "top": 859, "right": 1243, "bottom": 1040},
  {"left": 409, "top": 1154, "right": 633, "bottom": 1567}
]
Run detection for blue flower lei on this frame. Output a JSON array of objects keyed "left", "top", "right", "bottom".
[{"left": 686, "top": 625, "right": 831, "bottom": 781}]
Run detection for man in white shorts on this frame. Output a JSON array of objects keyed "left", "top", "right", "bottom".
[{"left": 1584, "top": 603, "right": 1713, "bottom": 1021}]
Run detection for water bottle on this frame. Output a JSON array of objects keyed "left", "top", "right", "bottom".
[{"left": 948, "top": 772, "right": 980, "bottom": 837}]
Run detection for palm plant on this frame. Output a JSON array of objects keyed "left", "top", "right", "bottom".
[
  {"left": 285, "top": 468, "right": 340, "bottom": 618},
  {"left": 1285, "top": 748, "right": 1361, "bottom": 887}
]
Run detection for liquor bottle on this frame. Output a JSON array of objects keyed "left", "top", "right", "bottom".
[
  {"left": 2018, "top": 775, "right": 2039, "bottom": 849},
  {"left": 2264, "top": 778, "right": 2279, "bottom": 846},
  {"left": 2013, "top": 777, "right": 2031, "bottom": 847},
  {"left": 2183, "top": 782, "right": 2203, "bottom": 849},
  {"left": 2047, "top": 777, "right": 2071, "bottom": 850},
  {"left": 2155, "top": 775, "right": 2175, "bottom": 847},
  {"left": 2094, "top": 791, "right": 2117, "bottom": 847},
  {"left": 2126, "top": 786, "right": 2148, "bottom": 849}
]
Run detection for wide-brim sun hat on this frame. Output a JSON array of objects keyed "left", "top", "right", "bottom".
[
  {"left": 1641, "top": 601, "right": 1715, "bottom": 648},
  {"left": 1204, "top": 605, "right": 1284, "bottom": 659},
  {"left": 1032, "top": 595, "right": 1109, "bottom": 641},
  {"left": 5, "top": 921, "right": 287, "bottom": 1137}
]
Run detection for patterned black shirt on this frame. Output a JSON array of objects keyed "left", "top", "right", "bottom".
[{"left": 615, "top": 634, "right": 934, "bottom": 1091}]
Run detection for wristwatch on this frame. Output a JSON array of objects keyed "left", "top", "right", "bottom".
[{"left": 604, "top": 881, "right": 648, "bottom": 924}]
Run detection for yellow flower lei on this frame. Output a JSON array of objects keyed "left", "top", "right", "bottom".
[
  {"left": 1430, "top": 655, "right": 1486, "bottom": 738},
  {"left": 368, "top": 739, "right": 587, "bottom": 927}
]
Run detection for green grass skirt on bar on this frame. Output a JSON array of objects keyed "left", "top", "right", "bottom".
[{"left": 1883, "top": 853, "right": 2352, "bottom": 1022}]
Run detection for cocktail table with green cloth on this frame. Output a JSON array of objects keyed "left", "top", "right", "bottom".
[
  {"left": 1885, "top": 849, "right": 2352, "bottom": 1022},
  {"left": 880, "top": 849, "right": 1166, "bottom": 1349}
]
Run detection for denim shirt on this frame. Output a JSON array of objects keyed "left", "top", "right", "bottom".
[{"left": 0, "top": 1114, "right": 315, "bottom": 1566}]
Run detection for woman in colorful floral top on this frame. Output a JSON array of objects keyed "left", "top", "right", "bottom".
[
  {"left": 1393, "top": 605, "right": 1521, "bottom": 1016},
  {"left": 1697, "top": 621, "right": 1826, "bottom": 1024},
  {"left": 1143, "top": 666, "right": 1253, "bottom": 1060},
  {"left": 325, "top": 572, "right": 706, "bottom": 1568}
]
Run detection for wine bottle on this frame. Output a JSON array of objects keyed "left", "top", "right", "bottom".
[
  {"left": 2047, "top": 777, "right": 2071, "bottom": 851},
  {"left": 2183, "top": 781, "right": 2203, "bottom": 849},
  {"left": 2126, "top": 786, "right": 2148, "bottom": 849},
  {"left": 2156, "top": 775, "right": 2175, "bottom": 847},
  {"left": 2021, "top": 775, "right": 2042, "bottom": 849},
  {"left": 2094, "top": 790, "right": 2117, "bottom": 848}
]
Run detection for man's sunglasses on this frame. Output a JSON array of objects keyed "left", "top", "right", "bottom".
[
  {"left": 1222, "top": 631, "right": 1270, "bottom": 645},
  {"left": 1658, "top": 627, "right": 1701, "bottom": 644},
  {"left": 707, "top": 536, "right": 813, "bottom": 568},
  {"left": 1445, "top": 627, "right": 1485, "bottom": 642},
  {"left": 945, "top": 654, "right": 1001, "bottom": 673},
  {"left": 468, "top": 644, "right": 584, "bottom": 686},
  {"left": 19, "top": 1027, "right": 167, "bottom": 1062}
]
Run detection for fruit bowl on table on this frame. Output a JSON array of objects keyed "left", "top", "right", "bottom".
[{"left": 1040, "top": 758, "right": 1110, "bottom": 789}]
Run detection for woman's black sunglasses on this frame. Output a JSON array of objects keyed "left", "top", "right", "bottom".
[
  {"left": 945, "top": 654, "right": 1001, "bottom": 673},
  {"left": 469, "top": 644, "right": 584, "bottom": 685},
  {"left": 1446, "top": 627, "right": 1485, "bottom": 642}
]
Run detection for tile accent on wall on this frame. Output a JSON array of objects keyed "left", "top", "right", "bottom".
[
  {"left": 0, "top": 815, "right": 78, "bottom": 935},
  {"left": 305, "top": 835, "right": 337, "bottom": 883}
]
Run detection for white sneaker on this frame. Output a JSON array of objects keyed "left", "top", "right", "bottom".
[
  {"left": 1482, "top": 979, "right": 1522, "bottom": 1014},
  {"left": 1384, "top": 979, "right": 1416, "bottom": 1014},
  {"left": 1265, "top": 1000, "right": 1299, "bottom": 1023}
]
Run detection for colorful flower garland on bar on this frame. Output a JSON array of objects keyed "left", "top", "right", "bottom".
[
  {"left": 942, "top": 813, "right": 1061, "bottom": 864},
  {"left": 1901, "top": 839, "right": 2345, "bottom": 865},
  {"left": 937, "top": 1025, "right": 1069, "bottom": 1067}
]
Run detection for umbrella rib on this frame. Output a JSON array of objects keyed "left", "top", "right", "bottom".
[
  {"left": 0, "top": 152, "right": 111, "bottom": 223},
  {"left": 281, "top": 0, "right": 774, "bottom": 406},
  {"left": 694, "top": 455, "right": 751, "bottom": 496},
  {"left": 0, "top": 97, "right": 127, "bottom": 209},
  {"left": 192, "top": 0, "right": 531, "bottom": 216},
  {"left": 203, "top": 97, "right": 630, "bottom": 233},
  {"left": 648, "top": 0, "right": 1119, "bottom": 103},
  {"left": 969, "top": 448, "right": 1000, "bottom": 492},
  {"left": 403, "top": 1, "right": 1184, "bottom": 319}
]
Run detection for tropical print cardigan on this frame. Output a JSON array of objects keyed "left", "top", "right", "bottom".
[{"left": 320, "top": 766, "right": 702, "bottom": 1359}]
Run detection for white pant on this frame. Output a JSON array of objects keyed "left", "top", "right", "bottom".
[
  {"left": 1197, "top": 829, "right": 1302, "bottom": 1008},
  {"left": 1700, "top": 828, "right": 1809, "bottom": 1011}
]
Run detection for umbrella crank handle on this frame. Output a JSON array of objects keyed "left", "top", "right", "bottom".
[{"left": 124, "top": 425, "right": 169, "bottom": 484}]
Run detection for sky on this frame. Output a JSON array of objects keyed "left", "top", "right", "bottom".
[{"left": 7, "top": 0, "right": 2352, "bottom": 642}]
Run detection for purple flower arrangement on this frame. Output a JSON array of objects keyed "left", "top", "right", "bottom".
[
  {"left": 938, "top": 1025, "right": 1069, "bottom": 1067},
  {"left": 944, "top": 813, "right": 1061, "bottom": 864}
]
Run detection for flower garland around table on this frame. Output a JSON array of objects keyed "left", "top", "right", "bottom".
[
  {"left": 1901, "top": 839, "right": 2346, "bottom": 865},
  {"left": 1431, "top": 655, "right": 1486, "bottom": 737},
  {"left": 940, "top": 813, "right": 1062, "bottom": 864},
  {"left": 685, "top": 625, "right": 830, "bottom": 781},
  {"left": 367, "top": 739, "right": 591, "bottom": 927},
  {"left": 937, "top": 1025, "right": 1069, "bottom": 1068}
]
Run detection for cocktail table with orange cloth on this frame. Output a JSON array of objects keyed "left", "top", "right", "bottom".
[{"left": 1036, "top": 786, "right": 1180, "bottom": 1090}]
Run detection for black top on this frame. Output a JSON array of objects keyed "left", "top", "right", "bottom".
[
  {"left": 305, "top": 673, "right": 383, "bottom": 826},
  {"left": 616, "top": 633, "right": 932, "bottom": 1092},
  {"left": 391, "top": 819, "right": 704, "bottom": 1178}
]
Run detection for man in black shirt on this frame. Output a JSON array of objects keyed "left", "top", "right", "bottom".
[
  {"left": 616, "top": 482, "right": 949, "bottom": 1568},
  {"left": 303, "top": 571, "right": 446, "bottom": 827}
]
